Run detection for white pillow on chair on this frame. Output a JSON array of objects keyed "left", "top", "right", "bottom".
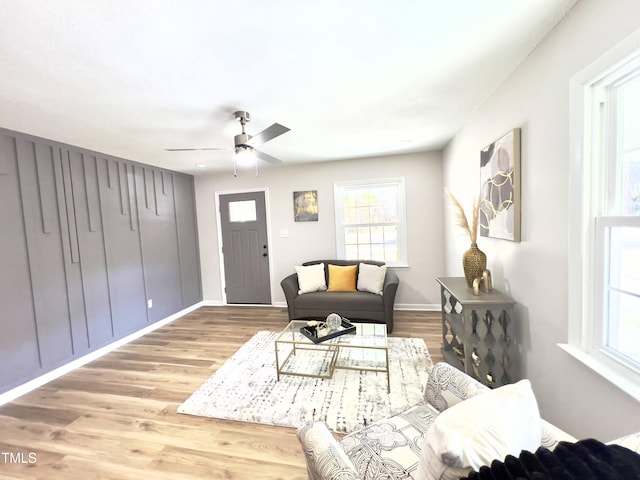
[
  {"left": 418, "top": 379, "right": 542, "bottom": 479},
  {"left": 295, "top": 263, "right": 327, "bottom": 294}
]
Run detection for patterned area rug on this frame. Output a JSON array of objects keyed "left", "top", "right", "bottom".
[{"left": 177, "top": 330, "right": 432, "bottom": 434}]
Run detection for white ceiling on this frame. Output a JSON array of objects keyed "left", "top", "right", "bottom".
[{"left": 0, "top": 0, "right": 577, "bottom": 175}]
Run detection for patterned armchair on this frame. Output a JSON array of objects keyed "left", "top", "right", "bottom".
[{"left": 296, "top": 362, "right": 576, "bottom": 480}]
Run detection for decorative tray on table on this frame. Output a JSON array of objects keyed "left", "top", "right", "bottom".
[{"left": 300, "top": 317, "right": 356, "bottom": 344}]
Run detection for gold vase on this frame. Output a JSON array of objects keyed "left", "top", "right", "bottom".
[{"left": 462, "top": 243, "right": 487, "bottom": 288}]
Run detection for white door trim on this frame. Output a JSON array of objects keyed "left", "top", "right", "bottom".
[{"left": 214, "top": 187, "right": 274, "bottom": 305}]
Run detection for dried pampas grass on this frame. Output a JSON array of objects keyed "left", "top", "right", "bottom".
[{"left": 445, "top": 188, "right": 480, "bottom": 244}]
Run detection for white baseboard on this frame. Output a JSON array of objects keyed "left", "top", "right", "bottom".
[
  {"left": 200, "top": 299, "right": 225, "bottom": 306},
  {"left": 395, "top": 303, "right": 440, "bottom": 311},
  {"left": 201, "top": 300, "right": 283, "bottom": 308},
  {"left": 202, "top": 300, "right": 441, "bottom": 312},
  {"left": 202, "top": 300, "right": 439, "bottom": 311},
  {"left": 0, "top": 301, "right": 205, "bottom": 408}
]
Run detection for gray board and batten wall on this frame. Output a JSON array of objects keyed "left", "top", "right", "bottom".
[{"left": 0, "top": 128, "right": 202, "bottom": 395}]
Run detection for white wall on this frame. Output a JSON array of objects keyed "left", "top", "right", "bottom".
[
  {"left": 195, "top": 151, "right": 444, "bottom": 309},
  {"left": 442, "top": 0, "right": 640, "bottom": 440}
]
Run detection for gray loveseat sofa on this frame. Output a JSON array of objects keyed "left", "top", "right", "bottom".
[{"left": 280, "top": 260, "right": 399, "bottom": 333}]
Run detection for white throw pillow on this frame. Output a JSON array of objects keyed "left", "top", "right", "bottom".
[
  {"left": 417, "top": 379, "right": 542, "bottom": 480},
  {"left": 295, "top": 263, "right": 327, "bottom": 294},
  {"left": 356, "top": 263, "right": 387, "bottom": 295}
]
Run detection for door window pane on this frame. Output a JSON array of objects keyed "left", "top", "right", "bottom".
[{"left": 229, "top": 200, "right": 257, "bottom": 223}]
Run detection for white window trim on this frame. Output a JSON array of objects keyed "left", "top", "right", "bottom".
[
  {"left": 334, "top": 177, "right": 408, "bottom": 267},
  {"left": 563, "top": 28, "right": 640, "bottom": 401}
]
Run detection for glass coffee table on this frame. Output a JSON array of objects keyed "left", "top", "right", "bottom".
[{"left": 274, "top": 320, "right": 390, "bottom": 392}]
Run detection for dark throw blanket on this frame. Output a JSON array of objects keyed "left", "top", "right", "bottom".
[{"left": 465, "top": 439, "right": 640, "bottom": 480}]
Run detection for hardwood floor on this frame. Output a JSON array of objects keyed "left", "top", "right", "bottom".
[{"left": 0, "top": 306, "right": 442, "bottom": 480}]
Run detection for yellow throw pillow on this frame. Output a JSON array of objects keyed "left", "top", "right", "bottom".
[{"left": 327, "top": 264, "right": 357, "bottom": 292}]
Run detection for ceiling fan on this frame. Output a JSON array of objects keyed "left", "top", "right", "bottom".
[{"left": 166, "top": 111, "right": 290, "bottom": 175}]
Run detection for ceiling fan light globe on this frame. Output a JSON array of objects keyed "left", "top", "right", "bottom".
[{"left": 235, "top": 145, "right": 257, "bottom": 169}]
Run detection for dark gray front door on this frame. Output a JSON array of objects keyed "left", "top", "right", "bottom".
[{"left": 219, "top": 191, "right": 271, "bottom": 304}]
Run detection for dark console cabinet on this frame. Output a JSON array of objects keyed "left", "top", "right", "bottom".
[{"left": 436, "top": 277, "right": 519, "bottom": 388}]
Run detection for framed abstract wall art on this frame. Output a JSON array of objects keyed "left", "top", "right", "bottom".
[
  {"left": 293, "top": 190, "right": 318, "bottom": 222},
  {"left": 479, "top": 128, "right": 521, "bottom": 242}
]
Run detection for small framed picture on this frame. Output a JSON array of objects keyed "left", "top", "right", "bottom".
[{"left": 293, "top": 190, "right": 318, "bottom": 222}]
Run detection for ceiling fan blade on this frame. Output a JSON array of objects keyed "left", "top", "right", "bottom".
[
  {"left": 255, "top": 150, "right": 283, "bottom": 164},
  {"left": 165, "top": 147, "right": 229, "bottom": 152},
  {"left": 246, "top": 123, "right": 290, "bottom": 147}
]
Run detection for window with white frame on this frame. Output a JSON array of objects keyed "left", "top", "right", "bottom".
[
  {"left": 334, "top": 178, "right": 407, "bottom": 266},
  {"left": 566, "top": 33, "right": 640, "bottom": 399}
]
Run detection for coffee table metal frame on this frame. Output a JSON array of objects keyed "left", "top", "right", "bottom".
[{"left": 274, "top": 320, "right": 390, "bottom": 392}]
